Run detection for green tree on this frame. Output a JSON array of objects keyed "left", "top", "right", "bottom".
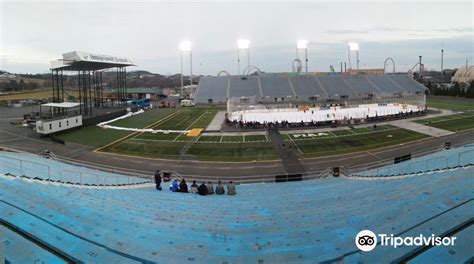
[{"left": 465, "top": 81, "right": 474, "bottom": 98}]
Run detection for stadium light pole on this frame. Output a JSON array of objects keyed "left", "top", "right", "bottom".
[
  {"left": 297, "top": 40, "right": 309, "bottom": 76},
  {"left": 238, "top": 39, "right": 250, "bottom": 75},
  {"left": 179, "top": 40, "right": 192, "bottom": 96},
  {"left": 348, "top": 42, "right": 359, "bottom": 74}
]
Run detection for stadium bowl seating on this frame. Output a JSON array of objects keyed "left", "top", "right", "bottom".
[{"left": 1, "top": 145, "right": 473, "bottom": 263}]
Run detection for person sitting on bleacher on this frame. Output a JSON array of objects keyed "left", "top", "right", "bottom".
[
  {"left": 227, "top": 181, "right": 236, "bottom": 195},
  {"left": 191, "top": 180, "right": 198, "bottom": 194},
  {"left": 179, "top": 179, "right": 189, "bottom": 193},
  {"left": 198, "top": 182, "right": 207, "bottom": 196},
  {"left": 215, "top": 180, "right": 225, "bottom": 195},
  {"left": 170, "top": 179, "right": 179, "bottom": 192},
  {"left": 206, "top": 181, "right": 214, "bottom": 195}
]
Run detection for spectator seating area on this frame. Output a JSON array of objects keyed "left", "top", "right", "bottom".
[
  {"left": 194, "top": 74, "right": 426, "bottom": 104},
  {"left": 0, "top": 151, "right": 150, "bottom": 186},
  {"left": 353, "top": 144, "right": 474, "bottom": 177},
  {"left": 1, "top": 146, "right": 473, "bottom": 263}
]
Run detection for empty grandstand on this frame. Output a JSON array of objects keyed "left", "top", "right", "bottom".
[
  {"left": 195, "top": 74, "right": 426, "bottom": 104},
  {"left": 1, "top": 144, "right": 473, "bottom": 263},
  {"left": 195, "top": 73, "right": 426, "bottom": 124}
]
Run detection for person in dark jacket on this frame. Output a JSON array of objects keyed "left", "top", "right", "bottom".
[
  {"left": 154, "top": 170, "right": 162, "bottom": 191},
  {"left": 191, "top": 180, "right": 198, "bottom": 194},
  {"left": 198, "top": 182, "right": 207, "bottom": 196},
  {"left": 179, "top": 179, "right": 189, "bottom": 193},
  {"left": 215, "top": 180, "right": 225, "bottom": 195}
]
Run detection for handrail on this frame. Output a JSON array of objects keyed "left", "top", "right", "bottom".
[
  {"left": 346, "top": 138, "right": 474, "bottom": 175},
  {"left": 1, "top": 137, "right": 473, "bottom": 184}
]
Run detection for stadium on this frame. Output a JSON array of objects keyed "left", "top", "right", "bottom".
[
  {"left": 195, "top": 73, "right": 426, "bottom": 125},
  {"left": 1, "top": 49, "right": 473, "bottom": 263},
  {"left": 1, "top": 3, "right": 474, "bottom": 263}
]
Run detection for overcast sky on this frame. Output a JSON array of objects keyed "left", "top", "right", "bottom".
[{"left": 1, "top": 0, "right": 473, "bottom": 75}]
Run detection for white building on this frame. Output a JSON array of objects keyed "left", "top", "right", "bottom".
[{"left": 452, "top": 65, "right": 474, "bottom": 84}]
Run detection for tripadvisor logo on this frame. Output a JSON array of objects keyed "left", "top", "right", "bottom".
[
  {"left": 355, "top": 230, "right": 377, "bottom": 251},
  {"left": 355, "top": 230, "right": 457, "bottom": 252}
]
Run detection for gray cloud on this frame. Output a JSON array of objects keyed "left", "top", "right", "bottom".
[{"left": 1, "top": 1, "right": 473, "bottom": 74}]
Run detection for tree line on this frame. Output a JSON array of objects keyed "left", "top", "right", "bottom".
[
  {"left": 0, "top": 79, "right": 42, "bottom": 92},
  {"left": 426, "top": 81, "right": 474, "bottom": 99}
]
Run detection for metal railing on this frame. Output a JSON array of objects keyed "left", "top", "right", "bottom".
[
  {"left": 0, "top": 154, "right": 151, "bottom": 186},
  {"left": 347, "top": 141, "right": 474, "bottom": 177},
  {"left": 1, "top": 137, "right": 473, "bottom": 185}
]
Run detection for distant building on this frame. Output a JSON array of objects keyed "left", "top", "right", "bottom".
[
  {"left": 0, "top": 73, "right": 16, "bottom": 78},
  {"left": 452, "top": 65, "right": 474, "bottom": 84},
  {"left": 110, "top": 87, "right": 164, "bottom": 100}
]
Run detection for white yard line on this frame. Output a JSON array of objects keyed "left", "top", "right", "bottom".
[{"left": 172, "top": 111, "right": 207, "bottom": 142}]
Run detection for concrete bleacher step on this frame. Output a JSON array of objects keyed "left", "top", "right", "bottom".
[
  {"left": 0, "top": 145, "right": 472, "bottom": 262},
  {"left": 338, "top": 200, "right": 473, "bottom": 263},
  {"left": 2, "top": 225, "right": 67, "bottom": 264},
  {"left": 407, "top": 224, "right": 474, "bottom": 264},
  {"left": 0, "top": 200, "right": 145, "bottom": 263}
]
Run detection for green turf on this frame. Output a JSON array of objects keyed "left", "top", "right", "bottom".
[
  {"left": 190, "top": 110, "right": 218, "bottom": 129},
  {"left": 57, "top": 108, "right": 179, "bottom": 147},
  {"left": 349, "top": 127, "right": 372, "bottom": 134},
  {"left": 244, "top": 135, "right": 268, "bottom": 142},
  {"left": 105, "top": 140, "right": 187, "bottom": 159},
  {"left": 426, "top": 96, "right": 474, "bottom": 111},
  {"left": 174, "top": 134, "right": 195, "bottom": 142},
  {"left": 289, "top": 128, "right": 429, "bottom": 158},
  {"left": 330, "top": 130, "right": 354, "bottom": 136},
  {"left": 287, "top": 132, "right": 332, "bottom": 140},
  {"left": 221, "top": 136, "right": 244, "bottom": 142},
  {"left": 198, "top": 136, "right": 222, "bottom": 142},
  {"left": 414, "top": 113, "right": 474, "bottom": 132},
  {"left": 110, "top": 108, "right": 178, "bottom": 128},
  {"left": 57, "top": 126, "right": 131, "bottom": 147},
  {"left": 134, "top": 132, "right": 181, "bottom": 141},
  {"left": 186, "top": 142, "right": 278, "bottom": 161},
  {"left": 287, "top": 125, "right": 394, "bottom": 141},
  {"left": 153, "top": 108, "right": 217, "bottom": 130},
  {"left": 104, "top": 136, "right": 278, "bottom": 161}
]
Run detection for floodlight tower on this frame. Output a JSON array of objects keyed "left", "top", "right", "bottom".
[
  {"left": 237, "top": 39, "right": 250, "bottom": 75},
  {"left": 441, "top": 43, "right": 444, "bottom": 73},
  {"left": 179, "top": 40, "right": 192, "bottom": 96},
  {"left": 297, "top": 40, "right": 309, "bottom": 76},
  {"left": 348, "top": 42, "right": 360, "bottom": 74}
]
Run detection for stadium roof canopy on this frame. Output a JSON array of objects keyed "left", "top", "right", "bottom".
[
  {"left": 194, "top": 74, "right": 426, "bottom": 104},
  {"left": 50, "top": 51, "right": 135, "bottom": 71},
  {"left": 109, "top": 87, "right": 163, "bottom": 94},
  {"left": 41, "top": 102, "right": 80, "bottom": 108}
]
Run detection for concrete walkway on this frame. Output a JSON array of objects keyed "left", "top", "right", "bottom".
[
  {"left": 386, "top": 108, "right": 456, "bottom": 138},
  {"left": 390, "top": 120, "right": 454, "bottom": 137},
  {"left": 205, "top": 111, "right": 226, "bottom": 131},
  {"left": 267, "top": 127, "right": 305, "bottom": 175}
]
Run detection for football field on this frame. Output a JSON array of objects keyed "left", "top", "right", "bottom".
[
  {"left": 59, "top": 108, "right": 433, "bottom": 161},
  {"left": 414, "top": 113, "right": 474, "bottom": 132},
  {"left": 98, "top": 111, "right": 430, "bottom": 161}
]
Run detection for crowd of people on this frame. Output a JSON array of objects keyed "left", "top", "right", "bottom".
[
  {"left": 154, "top": 170, "right": 236, "bottom": 196},
  {"left": 225, "top": 109, "right": 424, "bottom": 130}
]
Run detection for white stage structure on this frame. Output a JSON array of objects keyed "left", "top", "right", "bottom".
[
  {"left": 226, "top": 92, "right": 425, "bottom": 124},
  {"left": 228, "top": 103, "right": 422, "bottom": 123}
]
